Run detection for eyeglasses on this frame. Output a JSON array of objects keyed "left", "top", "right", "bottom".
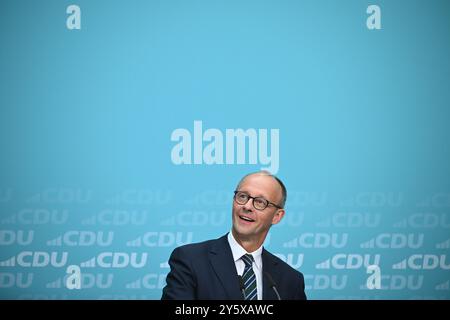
[{"left": 233, "top": 191, "right": 283, "bottom": 211}]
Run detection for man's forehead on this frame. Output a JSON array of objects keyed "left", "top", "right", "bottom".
[{"left": 239, "top": 174, "right": 280, "bottom": 193}]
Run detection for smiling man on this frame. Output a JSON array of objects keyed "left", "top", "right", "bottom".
[{"left": 161, "top": 171, "right": 307, "bottom": 300}]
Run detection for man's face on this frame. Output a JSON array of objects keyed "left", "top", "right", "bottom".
[{"left": 232, "top": 174, "right": 285, "bottom": 243}]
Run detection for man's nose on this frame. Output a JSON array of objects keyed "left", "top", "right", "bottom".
[{"left": 242, "top": 198, "right": 254, "bottom": 212}]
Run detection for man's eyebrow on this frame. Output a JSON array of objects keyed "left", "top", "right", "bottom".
[{"left": 238, "top": 190, "right": 268, "bottom": 199}]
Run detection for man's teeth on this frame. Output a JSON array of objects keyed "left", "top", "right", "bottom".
[{"left": 240, "top": 216, "right": 254, "bottom": 222}]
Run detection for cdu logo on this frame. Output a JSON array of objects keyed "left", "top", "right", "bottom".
[
  {"left": 288, "top": 191, "right": 328, "bottom": 207},
  {"left": 125, "top": 274, "right": 168, "bottom": 290},
  {"left": 47, "top": 231, "right": 114, "bottom": 247},
  {"left": 126, "top": 232, "right": 193, "bottom": 247},
  {"left": 393, "top": 254, "right": 450, "bottom": 270},
  {"left": 0, "top": 230, "right": 34, "bottom": 245},
  {"left": 0, "top": 272, "right": 34, "bottom": 288},
  {"left": 0, "top": 251, "right": 68, "bottom": 268},
  {"left": 160, "top": 211, "right": 227, "bottom": 227},
  {"left": 80, "top": 252, "right": 148, "bottom": 268},
  {"left": 106, "top": 189, "right": 171, "bottom": 205},
  {"left": 360, "top": 233, "right": 424, "bottom": 249},
  {"left": 316, "top": 254, "right": 381, "bottom": 270},
  {"left": 317, "top": 213, "right": 381, "bottom": 228},
  {"left": 402, "top": 213, "right": 450, "bottom": 228},
  {"left": 304, "top": 275, "right": 348, "bottom": 290},
  {"left": 283, "top": 233, "right": 348, "bottom": 249},
  {"left": 3, "top": 210, "right": 68, "bottom": 225},
  {"left": 87, "top": 210, "right": 147, "bottom": 226},
  {"left": 27, "top": 189, "right": 92, "bottom": 204}
]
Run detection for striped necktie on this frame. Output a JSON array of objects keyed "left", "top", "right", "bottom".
[{"left": 241, "top": 254, "right": 257, "bottom": 300}]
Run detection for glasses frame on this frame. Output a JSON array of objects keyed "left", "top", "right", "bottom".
[{"left": 233, "top": 190, "right": 283, "bottom": 211}]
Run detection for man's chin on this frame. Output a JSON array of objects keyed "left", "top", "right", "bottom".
[{"left": 233, "top": 225, "right": 255, "bottom": 238}]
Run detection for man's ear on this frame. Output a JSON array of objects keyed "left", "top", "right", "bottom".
[{"left": 271, "top": 209, "right": 285, "bottom": 225}]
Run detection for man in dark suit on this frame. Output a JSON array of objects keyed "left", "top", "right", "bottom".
[{"left": 161, "top": 171, "right": 306, "bottom": 300}]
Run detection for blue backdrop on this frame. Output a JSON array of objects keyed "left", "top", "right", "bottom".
[{"left": 1, "top": 0, "right": 449, "bottom": 299}]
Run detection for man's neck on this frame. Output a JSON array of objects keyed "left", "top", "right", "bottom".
[{"left": 231, "top": 229, "right": 265, "bottom": 253}]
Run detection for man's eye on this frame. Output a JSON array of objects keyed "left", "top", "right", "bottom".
[{"left": 255, "top": 199, "right": 265, "bottom": 205}]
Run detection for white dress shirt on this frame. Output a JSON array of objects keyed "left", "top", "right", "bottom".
[{"left": 227, "top": 231, "right": 263, "bottom": 300}]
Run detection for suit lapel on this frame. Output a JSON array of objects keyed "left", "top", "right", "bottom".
[
  {"left": 208, "top": 235, "right": 243, "bottom": 299},
  {"left": 262, "top": 249, "right": 279, "bottom": 300}
]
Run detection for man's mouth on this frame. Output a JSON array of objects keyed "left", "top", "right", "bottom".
[{"left": 239, "top": 215, "right": 255, "bottom": 222}]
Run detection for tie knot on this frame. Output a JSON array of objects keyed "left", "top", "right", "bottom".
[{"left": 242, "top": 254, "right": 254, "bottom": 266}]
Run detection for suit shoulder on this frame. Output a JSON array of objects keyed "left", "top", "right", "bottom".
[
  {"left": 171, "top": 236, "right": 223, "bottom": 257},
  {"left": 264, "top": 250, "right": 304, "bottom": 278}
]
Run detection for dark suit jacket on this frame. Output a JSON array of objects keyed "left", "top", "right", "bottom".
[{"left": 161, "top": 234, "right": 307, "bottom": 300}]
